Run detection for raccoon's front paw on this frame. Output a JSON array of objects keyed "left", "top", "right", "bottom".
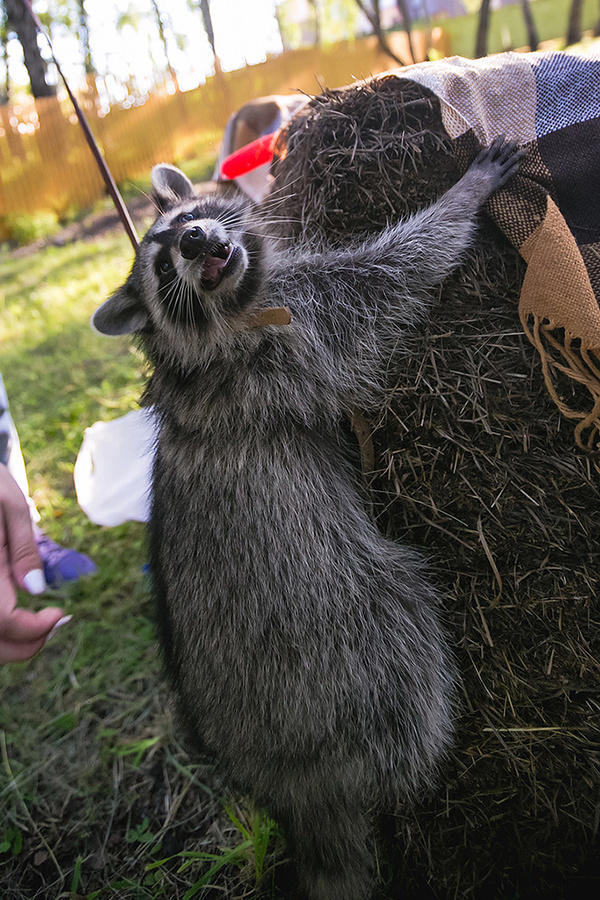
[{"left": 468, "top": 135, "right": 524, "bottom": 201}]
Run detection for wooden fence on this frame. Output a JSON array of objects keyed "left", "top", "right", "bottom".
[{"left": 0, "top": 29, "right": 449, "bottom": 237}]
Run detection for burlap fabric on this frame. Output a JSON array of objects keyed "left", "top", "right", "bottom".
[
  {"left": 262, "top": 49, "right": 600, "bottom": 895},
  {"left": 388, "top": 48, "right": 600, "bottom": 458}
]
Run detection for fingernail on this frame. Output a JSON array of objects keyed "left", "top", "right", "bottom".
[
  {"left": 46, "top": 615, "right": 73, "bottom": 641},
  {"left": 23, "top": 569, "right": 47, "bottom": 595}
]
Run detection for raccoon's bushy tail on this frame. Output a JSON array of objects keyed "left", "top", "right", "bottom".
[{"left": 275, "top": 789, "right": 374, "bottom": 900}]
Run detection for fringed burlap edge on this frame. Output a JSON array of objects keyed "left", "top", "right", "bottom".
[
  {"left": 520, "top": 312, "right": 600, "bottom": 461},
  {"left": 517, "top": 198, "right": 600, "bottom": 465}
]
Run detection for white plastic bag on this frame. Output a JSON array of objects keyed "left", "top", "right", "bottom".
[{"left": 74, "top": 408, "right": 157, "bottom": 526}]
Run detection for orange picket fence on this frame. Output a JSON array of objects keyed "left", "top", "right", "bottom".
[{"left": 0, "top": 29, "right": 449, "bottom": 238}]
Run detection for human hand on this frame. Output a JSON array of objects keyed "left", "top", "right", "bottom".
[{"left": 0, "top": 464, "right": 68, "bottom": 662}]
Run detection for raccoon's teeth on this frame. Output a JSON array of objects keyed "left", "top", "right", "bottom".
[
  {"left": 213, "top": 241, "right": 231, "bottom": 260},
  {"left": 201, "top": 243, "right": 234, "bottom": 289}
]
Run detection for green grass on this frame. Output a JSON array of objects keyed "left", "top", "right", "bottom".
[
  {"left": 0, "top": 232, "right": 282, "bottom": 899},
  {"left": 434, "top": 0, "right": 598, "bottom": 59},
  {"left": 2, "top": 26, "right": 598, "bottom": 895}
]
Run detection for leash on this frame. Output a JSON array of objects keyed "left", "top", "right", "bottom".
[{"left": 18, "top": 0, "right": 140, "bottom": 250}]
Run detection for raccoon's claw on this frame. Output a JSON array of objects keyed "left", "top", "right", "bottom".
[{"left": 472, "top": 134, "right": 525, "bottom": 192}]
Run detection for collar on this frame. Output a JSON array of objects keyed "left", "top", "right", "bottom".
[{"left": 243, "top": 307, "right": 292, "bottom": 329}]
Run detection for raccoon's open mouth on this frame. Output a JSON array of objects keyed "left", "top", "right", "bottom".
[{"left": 200, "top": 241, "right": 236, "bottom": 290}]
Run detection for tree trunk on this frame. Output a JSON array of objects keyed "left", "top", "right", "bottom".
[
  {"left": 520, "top": 0, "right": 539, "bottom": 50},
  {"left": 199, "top": 0, "right": 222, "bottom": 74},
  {"left": 1, "top": 9, "right": 10, "bottom": 100},
  {"left": 150, "top": 0, "right": 179, "bottom": 90},
  {"left": 566, "top": 0, "right": 584, "bottom": 44},
  {"left": 396, "top": 0, "right": 416, "bottom": 63},
  {"left": 307, "top": 0, "right": 321, "bottom": 47},
  {"left": 353, "top": 0, "right": 408, "bottom": 67},
  {"left": 4, "top": 0, "right": 56, "bottom": 98},
  {"left": 274, "top": 5, "right": 291, "bottom": 51},
  {"left": 475, "top": 0, "right": 492, "bottom": 59},
  {"left": 4, "top": 0, "right": 66, "bottom": 156},
  {"left": 76, "top": 0, "right": 96, "bottom": 76},
  {"left": 75, "top": 0, "right": 100, "bottom": 104}
]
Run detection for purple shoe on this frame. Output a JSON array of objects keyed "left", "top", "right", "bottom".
[{"left": 35, "top": 530, "right": 97, "bottom": 586}]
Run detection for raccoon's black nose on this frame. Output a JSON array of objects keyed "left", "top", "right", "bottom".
[{"left": 180, "top": 226, "right": 206, "bottom": 259}]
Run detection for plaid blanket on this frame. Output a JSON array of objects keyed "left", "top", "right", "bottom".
[{"left": 393, "top": 48, "right": 600, "bottom": 459}]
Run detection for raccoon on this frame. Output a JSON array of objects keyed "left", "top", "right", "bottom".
[{"left": 92, "top": 137, "right": 521, "bottom": 900}]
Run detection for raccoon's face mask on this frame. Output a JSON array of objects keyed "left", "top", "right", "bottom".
[{"left": 91, "top": 164, "right": 258, "bottom": 339}]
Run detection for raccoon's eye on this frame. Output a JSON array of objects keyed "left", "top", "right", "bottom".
[
  {"left": 159, "top": 259, "right": 173, "bottom": 274},
  {"left": 179, "top": 213, "right": 195, "bottom": 223}
]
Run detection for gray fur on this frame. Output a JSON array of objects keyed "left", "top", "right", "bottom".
[{"left": 92, "top": 137, "right": 521, "bottom": 900}]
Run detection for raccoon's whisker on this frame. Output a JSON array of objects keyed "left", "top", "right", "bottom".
[
  {"left": 214, "top": 209, "right": 248, "bottom": 228},
  {"left": 242, "top": 229, "right": 295, "bottom": 242},
  {"left": 256, "top": 212, "right": 301, "bottom": 223},
  {"left": 163, "top": 277, "right": 183, "bottom": 321},
  {"left": 249, "top": 218, "right": 301, "bottom": 230},
  {"left": 130, "top": 184, "right": 163, "bottom": 218},
  {"left": 177, "top": 278, "right": 188, "bottom": 331},
  {"left": 252, "top": 226, "right": 297, "bottom": 237},
  {"left": 256, "top": 213, "right": 301, "bottom": 224},
  {"left": 182, "top": 281, "right": 190, "bottom": 332},
  {"left": 262, "top": 179, "right": 305, "bottom": 207},
  {"left": 174, "top": 282, "right": 187, "bottom": 323},
  {"left": 214, "top": 303, "right": 231, "bottom": 341},
  {"left": 161, "top": 275, "right": 179, "bottom": 310},
  {"left": 246, "top": 217, "right": 298, "bottom": 231},
  {"left": 270, "top": 175, "right": 307, "bottom": 198},
  {"left": 138, "top": 186, "right": 161, "bottom": 211},
  {"left": 213, "top": 214, "right": 240, "bottom": 230},
  {"left": 219, "top": 206, "right": 247, "bottom": 220},
  {"left": 186, "top": 281, "right": 195, "bottom": 333}
]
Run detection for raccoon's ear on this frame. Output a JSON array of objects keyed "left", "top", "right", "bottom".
[
  {"left": 91, "top": 283, "right": 149, "bottom": 336},
  {"left": 151, "top": 164, "right": 195, "bottom": 214}
]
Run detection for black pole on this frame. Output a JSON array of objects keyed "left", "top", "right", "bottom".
[{"left": 19, "top": 0, "right": 139, "bottom": 249}]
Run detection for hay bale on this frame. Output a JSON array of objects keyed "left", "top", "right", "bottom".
[{"left": 266, "top": 77, "right": 600, "bottom": 898}]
